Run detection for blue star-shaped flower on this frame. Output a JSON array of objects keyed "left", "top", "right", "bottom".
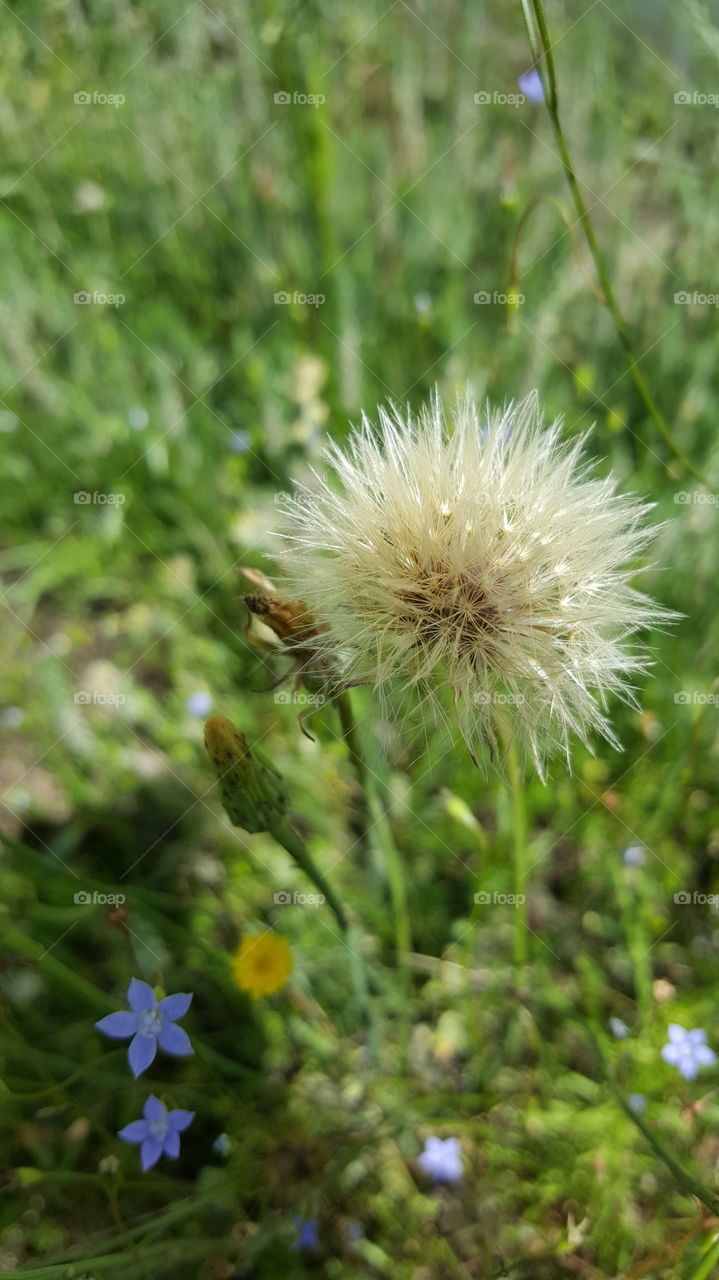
[
  {"left": 661, "top": 1023, "right": 717, "bottom": 1081},
  {"left": 118, "top": 1094, "right": 194, "bottom": 1171},
  {"left": 95, "top": 977, "right": 193, "bottom": 1077},
  {"left": 418, "top": 1136, "right": 463, "bottom": 1183}
]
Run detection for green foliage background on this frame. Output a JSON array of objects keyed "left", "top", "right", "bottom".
[{"left": 1, "top": 0, "right": 719, "bottom": 1275}]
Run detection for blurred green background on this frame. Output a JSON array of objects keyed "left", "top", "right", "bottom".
[{"left": 2, "top": 0, "right": 719, "bottom": 1275}]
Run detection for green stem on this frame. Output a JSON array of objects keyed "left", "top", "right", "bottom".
[
  {"left": 0, "top": 926, "right": 116, "bottom": 1013},
  {"left": 495, "top": 718, "right": 529, "bottom": 972},
  {"left": 271, "top": 817, "right": 348, "bottom": 932},
  {"left": 335, "top": 689, "right": 372, "bottom": 854},
  {"left": 608, "top": 1072, "right": 719, "bottom": 1216},
  {"left": 579, "top": 1017, "right": 719, "bottom": 1215},
  {"left": 271, "top": 815, "right": 378, "bottom": 1047},
  {"left": 507, "top": 743, "right": 528, "bottom": 971},
  {"left": 522, "top": 0, "right": 707, "bottom": 485}
]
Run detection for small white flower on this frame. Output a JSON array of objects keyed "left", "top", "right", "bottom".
[{"left": 279, "top": 392, "right": 674, "bottom": 775}]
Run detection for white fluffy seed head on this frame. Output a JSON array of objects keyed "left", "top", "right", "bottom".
[{"left": 277, "top": 391, "right": 674, "bottom": 776}]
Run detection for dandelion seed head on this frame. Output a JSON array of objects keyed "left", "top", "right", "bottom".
[{"left": 278, "top": 392, "right": 674, "bottom": 775}]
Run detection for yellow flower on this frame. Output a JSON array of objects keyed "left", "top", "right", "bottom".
[{"left": 232, "top": 931, "right": 293, "bottom": 999}]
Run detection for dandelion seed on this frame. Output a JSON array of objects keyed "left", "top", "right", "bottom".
[
  {"left": 118, "top": 1094, "right": 194, "bottom": 1171},
  {"left": 232, "top": 932, "right": 293, "bottom": 998},
  {"left": 418, "top": 1136, "right": 463, "bottom": 1183},
  {"left": 661, "top": 1024, "right": 717, "bottom": 1080},
  {"left": 279, "top": 392, "right": 673, "bottom": 775},
  {"left": 95, "top": 977, "right": 193, "bottom": 1077}
]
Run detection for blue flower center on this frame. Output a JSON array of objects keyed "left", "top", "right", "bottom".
[
  {"left": 149, "top": 1115, "right": 169, "bottom": 1143},
  {"left": 137, "top": 1007, "right": 163, "bottom": 1038}
]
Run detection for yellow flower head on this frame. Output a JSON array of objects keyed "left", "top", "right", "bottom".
[{"left": 232, "top": 931, "right": 293, "bottom": 999}]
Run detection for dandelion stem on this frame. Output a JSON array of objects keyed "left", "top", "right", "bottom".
[
  {"left": 271, "top": 816, "right": 348, "bottom": 933},
  {"left": 521, "top": 0, "right": 707, "bottom": 485},
  {"left": 335, "top": 690, "right": 372, "bottom": 854},
  {"left": 496, "top": 720, "right": 529, "bottom": 972},
  {"left": 336, "top": 691, "right": 412, "bottom": 999},
  {"left": 509, "top": 748, "right": 528, "bottom": 971}
]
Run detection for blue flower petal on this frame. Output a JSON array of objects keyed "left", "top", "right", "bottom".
[
  {"left": 95, "top": 1011, "right": 138, "bottom": 1039},
  {"left": 127, "top": 978, "right": 157, "bottom": 1012},
  {"left": 158, "top": 1023, "right": 193, "bottom": 1057},
  {"left": 129, "top": 1032, "right": 158, "bottom": 1078},
  {"left": 168, "top": 1108, "right": 195, "bottom": 1133},
  {"left": 118, "top": 1120, "right": 148, "bottom": 1144},
  {"left": 143, "top": 1094, "right": 166, "bottom": 1123},
  {"left": 518, "top": 68, "right": 545, "bottom": 102},
  {"left": 688, "top": 1028, "right": 708, "bottom": 1046},
  {"left": 163, "top": 1129, "right": 181, "bottom": 1158},
  {"left": 140, "top": 1137, "right": 163, "bottom": 1171},
  {"left": 158, "top": 992, "right": 192, "bottom": 1022}
]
